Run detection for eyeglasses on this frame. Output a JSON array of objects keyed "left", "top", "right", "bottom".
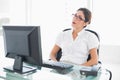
[{"left": 72, "top": 14, "right": 85, "bottom": 21}]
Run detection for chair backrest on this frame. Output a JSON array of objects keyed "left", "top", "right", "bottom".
[{"left": 56, "top": 28, "right": 100, "bottom": 62}]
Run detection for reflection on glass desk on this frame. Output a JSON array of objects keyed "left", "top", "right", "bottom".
[{"left": 0, "top": 65, "right": 110, "bottom": 80}]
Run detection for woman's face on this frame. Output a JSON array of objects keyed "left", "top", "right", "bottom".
[{"left": 72, "top": 10, "right": 87, "bottom": 30}]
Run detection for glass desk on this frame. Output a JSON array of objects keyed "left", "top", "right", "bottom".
[{"left": 0, "top": 65, "right": 110, "bottom": 80}]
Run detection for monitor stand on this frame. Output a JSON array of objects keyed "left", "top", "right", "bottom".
[
  {"left": 4, "top": 56, "right": 37, "bottom": 74},
  {"left": 4, "top": 66, "right": 37, "bottom": 74}
]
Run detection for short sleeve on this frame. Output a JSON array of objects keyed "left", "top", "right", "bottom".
[
  {"left": 55, "top": 32, "right": 63, "bottom": 47},
  {"left": 87, "top": 33, "right": 99, "bottom": 50}
]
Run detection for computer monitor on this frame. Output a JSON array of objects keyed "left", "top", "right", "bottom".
[{"left": 2, "top": 25, "right": 43, "bottom": 74}]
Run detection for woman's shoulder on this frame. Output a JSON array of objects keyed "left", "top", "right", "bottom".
[
  {"left": 84, "top": 29, "right": 98, "bottom": 36},
  {"left": 84, "top": 29, "right": 99, "bottom": 42}
]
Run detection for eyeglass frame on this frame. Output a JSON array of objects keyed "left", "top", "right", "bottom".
[{"left": 72, "top": 14, "right": 85, "bottom": 22}]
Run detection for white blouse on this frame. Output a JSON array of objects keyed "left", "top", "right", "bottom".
[{"left": 55, "top": 28, "right": 99, "bottom": 65}]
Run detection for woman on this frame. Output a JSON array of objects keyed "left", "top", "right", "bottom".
[{"left": 50, "top": 8, "right": 99, "bottom": 66}]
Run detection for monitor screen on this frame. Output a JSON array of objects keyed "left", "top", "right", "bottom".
[{"left": 2, "top": 25, "right": 43, "bottom": 74}]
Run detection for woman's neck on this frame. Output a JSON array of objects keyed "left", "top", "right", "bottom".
[
  {"left": 73, "top": 27, "right": 83, "bottom": 34},
  {"left": 72, "top": 28, "right": 83, "bottom": 40}
]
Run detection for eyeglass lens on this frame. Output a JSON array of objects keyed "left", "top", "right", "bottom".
[{"left": 72, "top": 14, "right": 85, "bottom": 21}]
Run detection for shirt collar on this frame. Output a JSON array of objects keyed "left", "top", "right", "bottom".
[
  {"left": 71, "top": 28, "right": 85, "bottom": 36},
  {"left": 78, "top": 28, "right": 85, "bottom": 36}
]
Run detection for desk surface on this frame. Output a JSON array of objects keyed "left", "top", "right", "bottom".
[{"left": 0, "top": 65, "right": 110, "bottom": 80}]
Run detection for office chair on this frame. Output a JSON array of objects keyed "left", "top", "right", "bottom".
[{"left": 55, "top": 28, "right": 112, "bottom": 80}]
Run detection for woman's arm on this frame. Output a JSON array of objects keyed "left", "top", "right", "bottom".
[
  {"left": 81, "top": 48, "right": 98, "bottom": 66},
  {"left": 49, "top": 44, "right": 61, "bottom": 61}
]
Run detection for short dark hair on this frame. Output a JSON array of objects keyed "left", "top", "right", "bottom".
[{"left": 77, "top": 8, "right": 92, "bottom": 24}]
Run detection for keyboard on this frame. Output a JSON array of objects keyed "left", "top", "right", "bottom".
[{"left": 42, "top": 60, "right": 73, "bottom": 70}]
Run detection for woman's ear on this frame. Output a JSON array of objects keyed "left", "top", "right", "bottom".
[{"left": 84, "top": 22, "right": 89, "bottom": 27}]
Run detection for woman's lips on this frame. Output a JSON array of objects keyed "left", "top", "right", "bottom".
[{"left": 72, "top": 22, "right": 76, "bottom": 24}]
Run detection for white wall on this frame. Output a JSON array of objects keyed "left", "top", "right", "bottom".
[
  {"left": 90, "top": 0, "right": 120, "bottom": 64},
  {"left": 9, "top": 0, "right": 27, "bottom": 25},
  {"left": 99, "top": 45, "right": 120, "bottom": 64},
  {"left": 0, "top": 0, "right": 9, "bottom": 13},
  {"left": 0, "top": 0, "right": 10, "bottom": 35},
  {"left": 91, "top": 0, "right": 120, "bottom": 46}
]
